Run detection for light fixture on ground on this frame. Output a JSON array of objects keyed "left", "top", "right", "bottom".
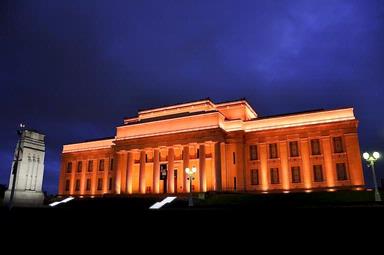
[
  {"left": 185, "top": 166, "right": 197, "bottom": 207},
  {"left": 363, "top": 151, "right": 382, "bottom": 202}
]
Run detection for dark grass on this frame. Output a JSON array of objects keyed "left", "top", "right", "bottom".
[
  {"left": 192, "top": 190, "right": 384, "bottom": 209},
  {"left": 2, "top": 190, "right": 384, "bottom": 236}
]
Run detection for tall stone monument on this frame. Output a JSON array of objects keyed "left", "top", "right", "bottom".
[{"left": 4, "top": 128, "right": 46, "bottom": 206}]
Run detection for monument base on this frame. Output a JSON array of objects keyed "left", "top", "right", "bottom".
[{"left": 3, "top": 190, "right": 45, "bottom": 207}]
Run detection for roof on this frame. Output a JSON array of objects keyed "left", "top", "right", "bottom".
[
  {"left": 64, "top": 136, "right": 115, "bottom": 146},
  {"left": 124, "top": 110, "right": 218, "bottom": 125},
  {"left": 253, "top": 109, "right": 325, "bottom": 121}
]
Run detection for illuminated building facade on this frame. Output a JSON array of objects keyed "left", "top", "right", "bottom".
[{"left": 58, "top": 99, "right": 364, "bottom": 196}]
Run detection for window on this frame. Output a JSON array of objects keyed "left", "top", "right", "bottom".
[
  {"left": 289, "top": 141, "right": 299, "bottom": 157},
  {"left": 65, "top": 180, "right": 70, "bottom": 191},
  {"left": 251, "top": 169, "right": 259, "bottom": 185},
  {"left": 233, "top": 152, "right": 236, "bottom": 164},
  {"left": 99, "top": 159, "right": 104, "bottom": 171},
  {"left": 336, "top": 163, "right": 348, "bottom": 180},
  {"left": 311, "top": 139, "right": 321, "bottom": 155},
  {"left": 66, "top": 162, "right": 72, "bottom": 173},
  {"left": 145, "top": 154, "right": 148, "bottom": 163},
  {"left": 75, "top": 179, "right": 80, "bottom": 191},
  {"left": 270, "top": 168, "right": 280, "bottom": 184},
  {"left": 313, "top": 165, "right": 324, "bottom": 182},
  {"left": 269, "top": 144, "right": 278, "bottom": 159},
  {"left": 108, "top": 177, "right": 113, "bottom": 191},
  {"left": 197, "top": 149, "right": 200, "bottom": 159},
  {"left": 97, "top": 178, "right": 103, "bottom": 191},
  {"left": 86, "top": 179, "right": 91, "bottom": 191},
  {"left": 250, "top": 145, "right": 258, "bottom": 160},
  {"left": 333, "top": 137, "right": 344, "bottom": 153},
  {"left": 291, "top": 166, "right": 301, "bottom": 183},
  {"left": 109, "top": 159, "right": 114, "bottom": 171},
  {"left": 88, "top": 160, "right": 93, "bottom": 172},
  {"left": 77, "top": 161, "right": 82, "bottom": 172}
]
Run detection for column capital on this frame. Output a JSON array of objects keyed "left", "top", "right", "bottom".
[{"left": 116, "top": 150, "right": 128, "bottom": 155}]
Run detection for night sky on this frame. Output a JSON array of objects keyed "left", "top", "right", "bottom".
[{"left": 1, "top": 0, "right": 383, "bottom": 194}]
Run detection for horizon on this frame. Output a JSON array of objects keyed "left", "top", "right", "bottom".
[{"left": 1, "top": 0, "right": 383, "bottom": 194}]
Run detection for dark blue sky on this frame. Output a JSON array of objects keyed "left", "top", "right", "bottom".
[{"left": 1, "top": 0, "right": 383, "bottom": 194}]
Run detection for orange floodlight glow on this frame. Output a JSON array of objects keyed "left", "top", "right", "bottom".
[{"left": 58, "top": 99, "right": 365, "bottom": 197}]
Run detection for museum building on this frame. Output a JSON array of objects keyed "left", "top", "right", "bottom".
[{"left": 58, "top": 98, "right": 365, "bottom": 196}]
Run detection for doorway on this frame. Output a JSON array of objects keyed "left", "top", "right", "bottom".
[{"left": 174, "top": 169, "right": 178, "bottom": 194}]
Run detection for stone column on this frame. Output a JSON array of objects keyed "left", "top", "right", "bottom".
[
  {"left": 183, "top": 145, "right": 190, "bottom": 192},
  {"left": 168, "top": 147, "right": 175, "bottom": 193},
  {"left": 214, "top": 142, "right": 222, "bottom": 191},
  {"left": 58, "top": 163, "right": 66, "bottom": 195},
  {"left": 115, "top": 152, "right": 127, "bottom": 195},
  {"left": 91, "top": 161, "right": 97, "bottom": 195},
  {"left": 279, "top": 141, "right": 290, "bottom": 190},
  {"left": 322, "top": 137, "right": 335, "bottom": 187},
  {"left": 259, "top": 143, "right": 269, "bottom": 191},
  {"left": 300, "top": 139, "right": 312, "bottom": 189},
  {"left": 344, "top": 133, "right": 365, "bottom": 186},
  {"left": 103, "top": 159, "right": 109, "bottom": 193},
  {"left": 120, "top": 155, "right": 128, "bottom": 193},
  {"left": 126, "top": 151, "right": 134, "bottom": 194},
  {"left": 153, "top": 149, "right": 160, "bottom": 193},
  {"left": 70, "top": 162, "right": 76, "bottom": 195},
  {"left": 80, "top": 161, "right": 87, "bottom": 194},
  {"left": 199, "top": 144, "right": 206, "bottom": 192},
  {"left": 139, "top": 150, "right": 146, "bottom": 194}
]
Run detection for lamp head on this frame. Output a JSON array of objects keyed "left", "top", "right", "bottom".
[
  {"left": 191, "top": 166, "right": 197, "bottom": 173},
  {"left": 373, "top": 152, "right": 380, "bottom": 160},
  {"left": 363, "top": 152, "right": 370, "bottom": 160},
  {"left": 185, "top": 167, "right": 190, "bottom": 175}
]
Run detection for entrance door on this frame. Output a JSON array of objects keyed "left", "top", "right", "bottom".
[
  {"left": 160, "top": 163, "right": 168, "bottom": 193},
  {"left": 174, "top": 169, "right": 178, "bottom": 194}
]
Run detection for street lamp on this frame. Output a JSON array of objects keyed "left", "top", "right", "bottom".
[
  {"left": 185, "top": 166, "right": 197, "bottom": 207},
  {"left": 363, "top": 151, "right": 382, "bottom": 202},
  {"left": 8, "top": 123, "right": 26, "bottom": 210}
]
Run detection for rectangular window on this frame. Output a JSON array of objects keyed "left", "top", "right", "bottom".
[
  {"left": 289, "top": 141, "right": 299, "bottom": 157},
  {"left": 110, "top": 158, "right": 114, "bottom": 171},
  {"left": 313, "top": 165, "right": 324, "bottom": 182},
  {"left": 88, "top": 160, "right": 93, "bottom": 172},
  {"left": 86, "top": 179, "right": 91, "bottom": 191},
  {"left": 311, "top": 139, "right": 321, "bottom": 155},
  {"left": 66, "top": 162, "right": 72, "bottom": 173},
  {"left": 97, "top": 178, "right": 103, "bottom": 191},
  {"left": 251, "top": 169, "right": 259, "bottom": 185},
  {"left": 291, "top": 166, "right": 301, "bottom": 183},
  {"left": 336, "top": 163, "right": 348, "bottom": 180},
  {"left": 333, "top": 137, "right": 344, "bottom": 153},
  {"left": 99, "top": 159, "right": 104, "bottom": 171},
  {"left": 250, "top": 145, "right": 258, "bottom": 160},
  {"left": 197, "top": 149, "right": 200, "bottom": 159},
  {"left": 145, "top": 154, "right": 148, "bottom": 163},
  {"left": 270, "top": 168, "right": 280, "bottom": 184},
  {"left": 269, "top": 144, "right": 278, "bottom": 159},
  {"left": 75, "top": 179, "right": 80, "bottom": 191},
  {"left": 109, "top": 177, "right": 113, "bottom": 191},
  {"left": 77, "top": 161, "right": 82, "bottom": 172},
  {"left": 233, "top": 152, "right": 236, "bottom": 164},
  {"left": 65, "top": 180, "right": 70, "bottom": 191}
]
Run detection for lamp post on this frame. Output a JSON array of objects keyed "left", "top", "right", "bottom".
[
  {"left": 363, "top": 152, "right": 382, "bottom": 202},
  {"left": 185, "top": 166, "right": 197, "bottom": 207},
  {"left": 8, "top": 123, "right": 25, "bottom": 210}
]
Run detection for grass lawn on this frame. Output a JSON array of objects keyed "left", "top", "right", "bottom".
[{"left": 194, "top": 190, "right": 384, "bottom": 209}]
